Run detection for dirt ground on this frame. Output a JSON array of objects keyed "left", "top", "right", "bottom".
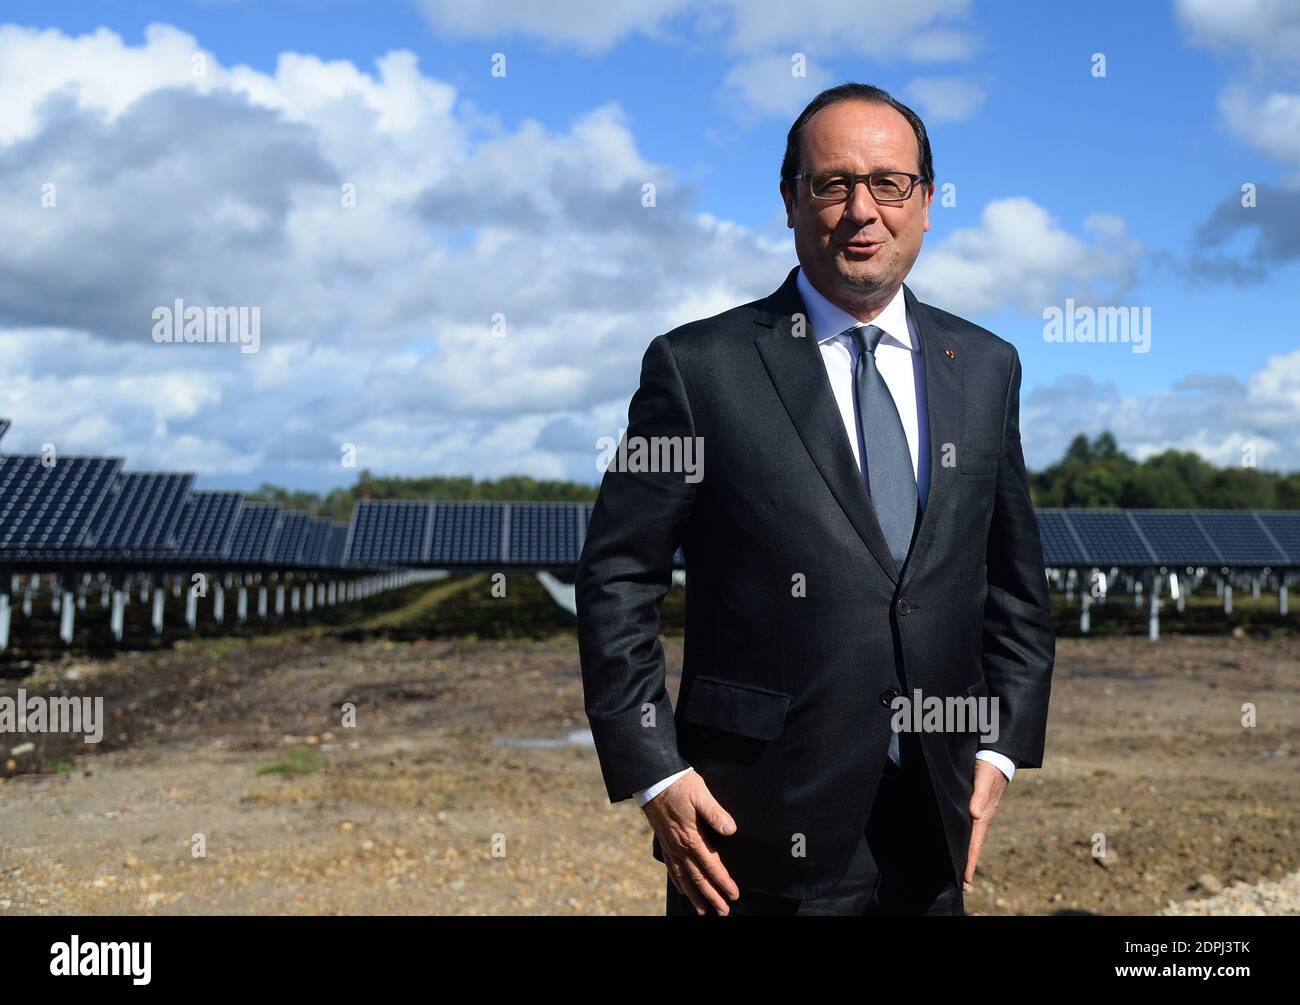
[{"left": 1, "top": 624, "right": 1297, "bottom": 915}]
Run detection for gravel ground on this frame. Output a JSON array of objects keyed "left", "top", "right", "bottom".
[
  {"left": 1161, "top": 870, "right": 1300, "bottom": 915},
  {"left": 0, "top": 628, "right": 1297, "bottom": 915}
]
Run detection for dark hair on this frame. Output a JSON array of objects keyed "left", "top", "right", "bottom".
[{"left": 781, "top": 83, "right": 934, "bottom": 200}]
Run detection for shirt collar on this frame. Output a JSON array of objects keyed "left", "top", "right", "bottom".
[{"left": 795, "top": 266, "right": 917, "bottom": 352}]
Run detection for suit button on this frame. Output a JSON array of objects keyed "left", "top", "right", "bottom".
[
  {"left": 879, "top": 688, "right": 900, "bottom": 706},
  {"left": 896, "top": 598, "right": 912, "bottom": 616}
]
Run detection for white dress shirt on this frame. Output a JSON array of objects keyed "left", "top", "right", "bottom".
[{"left": 632, "top": 268, "right": 1015, "bottom": 807}]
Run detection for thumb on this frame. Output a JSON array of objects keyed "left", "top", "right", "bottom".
[{"left": 693, "top": 783, "right": 737, "bottom": 836}]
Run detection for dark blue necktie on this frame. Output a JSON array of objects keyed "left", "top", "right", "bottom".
[
  {"left": 849, "top": 324, "right": 918, "bottom": 573},
  {"left": 847, "top": 324, "right": 918, "bottom": 769}
]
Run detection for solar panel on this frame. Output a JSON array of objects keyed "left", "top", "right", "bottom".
[
  {"left": 296, "top": 517, "right": 332, "bottom": 566},
  {"left": 174, "top": 491, "right": 244, "bottom": 558},
  {"left": 1130, "top": 510, "right": 1220, "bottom": 566},
  {"left": 1256, "top": 512, "right": 1300, "bottom": 566},
  {"left": 228, "top": 503, "right": 284, "bottom": 564},
  {"left": 1035, "top": 509, "right": 1089, "bottom": 566},
  {"left": 320, "top": 522, "right": 351, "bottom": 567},
  {"left": 0, "top": 455, "right": 123, "bottom": 550},
  {"left": 508, "top": 503, "right": 581, "bottom": 564},
  {"left": 1065, "top": 510, "right": 1153, "bottom": 566},
  {"left": 82, "top": 471, "right": 194, "bottom": 550},
  {"left": 270, "top": 511, "right": 314, "bottom": 565},
  {"left": 1195, "top": 511, "right": 1287, "bottom": 566},
  {"left": 347, "top": 500, "right": 431, "bottom": 564},
  {"left": 429, "top": 502, "right": 502, "bottom": 564}
]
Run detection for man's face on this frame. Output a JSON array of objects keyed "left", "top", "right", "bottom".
[{"left": 780, "top": 100, "right": 933, "bottom": 311}]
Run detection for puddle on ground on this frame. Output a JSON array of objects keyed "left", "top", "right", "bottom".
[
  {"left": 1063, "top": 669, "right": 1161, "bottom": 681},
  {"left": 491, "top": 728, "right": 595, "bottom": 750}
]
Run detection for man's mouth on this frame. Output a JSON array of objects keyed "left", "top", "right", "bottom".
[{"left": 841, "top": 240, "right": 884, "bottom": 257}]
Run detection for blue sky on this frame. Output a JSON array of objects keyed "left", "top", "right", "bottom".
[{"left": 0, "top": 0, "right": 1297, "bottom": 491}]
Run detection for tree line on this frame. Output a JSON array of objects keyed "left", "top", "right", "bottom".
[{"left": 248, "top": 432, "right": 1300, "bottom": 517}]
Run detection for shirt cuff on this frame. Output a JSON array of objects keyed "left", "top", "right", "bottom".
[
  {"left": 633, "top": 767, "right": 694, "bottom": 807},
  {"left": 975, "top": 749, "right": 1016, "bottom": 783}
]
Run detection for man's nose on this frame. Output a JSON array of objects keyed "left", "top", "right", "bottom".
[{"left": 843, "top": 181, "right": 881, "bottom": 226}]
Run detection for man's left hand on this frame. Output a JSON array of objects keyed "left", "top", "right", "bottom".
[{"left": 962, "top": 759, "right": 1009, "bottom": 892}]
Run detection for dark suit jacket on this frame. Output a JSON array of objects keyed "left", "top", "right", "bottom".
[{"left": 575, "top": 265, "right": 1055, "bottom": 900}]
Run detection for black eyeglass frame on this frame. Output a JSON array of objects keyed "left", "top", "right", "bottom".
[{"left": 790, "top": 170, "right": 929, "bottom": 203}]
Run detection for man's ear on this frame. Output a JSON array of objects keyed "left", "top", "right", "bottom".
[
  {"left": 921, "top": 181, "right": 934, "bottom": 233},
  {"left": 780, "top": 178, "right": 796, "bottom": 227}
]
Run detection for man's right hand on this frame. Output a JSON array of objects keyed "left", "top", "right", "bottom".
[{"left": 641, "top": 771, "right": 740, "bottom": 915}]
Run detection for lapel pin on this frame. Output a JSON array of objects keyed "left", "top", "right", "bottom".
[{"left": 945, "top": 348, "right": 956, "bottom": 359}]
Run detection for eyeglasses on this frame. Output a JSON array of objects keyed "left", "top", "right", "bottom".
[{"left": 792, "top": 171, "right": 926, "bottom": 204}]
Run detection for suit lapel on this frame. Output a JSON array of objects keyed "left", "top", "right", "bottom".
[
  {"left": 752, "top": 267, "right": 899, "bottom": 583},
  {"left": 898, "top": 284, "right": 964, "bottom": 595},
  {"left": 751, "top": 269, "right": 967, "bottom": 590}
]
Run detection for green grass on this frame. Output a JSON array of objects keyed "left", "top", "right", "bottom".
[{"left": 255, "top": 748, "right": 326, "bottom": 776}]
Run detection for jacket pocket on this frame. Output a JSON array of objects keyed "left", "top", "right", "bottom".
[{"left": 679, "top": 675, "right": 791, "bottom": 741}]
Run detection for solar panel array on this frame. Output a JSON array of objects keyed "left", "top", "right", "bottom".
[
  {"left": 431, "top": 501, "right": 503, "bottom": 564},
  {"left": 1256, "top": 513, "right": 1300, "bottom": 566},
  {"left": 1062, "top": 509, "right": 1154, "bottom": 566},
  {"left": 1130, "top": 511, "right": 1218, "bottom": 566},
  {"left": 0, "top": 454, "right": 419, "bottom": 571},
  {"left": 298, "top": 517, "right": 334, "bottom": 567},
  {"left": 1, "top": 453, "right": 1298, "bottom": 573},
  {"left": 343, "top": 500, "right": 686, "bottom": 568},
  {"left": 1034, "top": 510, "right": 1088, "bottom": 567},
  {"left": 266, "top": 513, "right": 337, "bottom": 569},
  {"left": 270, "top": 511, "right": 313, "bottom": 565},
  {"left": 0, "top": 456, "right": 124, "bottom": 552},
  {"left": 317, "top": 523, "right": 351, "bottom": 567},
  {"left": 1189, "top": 512, "right": 1285, "bottom": 565},
  {"left": 510, "top": 503, "right": 580, "bottom": 565},
  {"left": 174, "top": 491, "right": 244, "bottom": 558},
  {"left": 83, "top": 471, "right": 195, "bottom": 551},
  {"left": 347, "top": 499, "right": 431, "bottom": 564},
  {"left": 229, "top": 504, "right": 284, "bottom": 564},
  {"left": 1034, "top": 508, "right": 1300, "bottom": 568}
]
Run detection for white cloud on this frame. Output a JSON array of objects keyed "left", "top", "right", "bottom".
[
  {"left": 1175, "top": 0, "right": 1300, "bottom": 273},
  {"left": 0, "top": 23, "right": 793, "bottom": 487},
  {"left": 910, "top": 198, "right": 1142, "bottom": 316},
  {"left": 413, "top": 0, "right": 978, "bottom": 118},
  {"left": 1173, "top": 0, "right": 1300, "bottom": 174},
  {"left": 903, "top": 76, "right": 986, "bottom": 123},
  {"left": 0, "top": 23, "right": 1177, "bottom": 489},
  {"left": 412, "top": 0, "right": 976, "bottom": 59},
  {"left": 1174, "top": 0, "right": 1300, "bottom": 67},
  {"left": 0, "top": 23, "right": 206, "bottom": 144},
  {"left": 721, "top": 53, "right": 834, "bottom": 118},
  {"left": 410, "top": 0, "right": 694, "bottom": 56},
  {"left": 1219, "top": 83, "right": 1300, "bottom": 174},
  {"left": 718, "top": 0, "right": 974, "bottom": 60},
  {"left": 1023, "top": 348, "right": 1300, "bottom": 472}
]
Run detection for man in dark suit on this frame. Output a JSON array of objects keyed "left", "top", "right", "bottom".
[{"left": 576, "top": 82, "right": 1055, "bottom": 916}]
